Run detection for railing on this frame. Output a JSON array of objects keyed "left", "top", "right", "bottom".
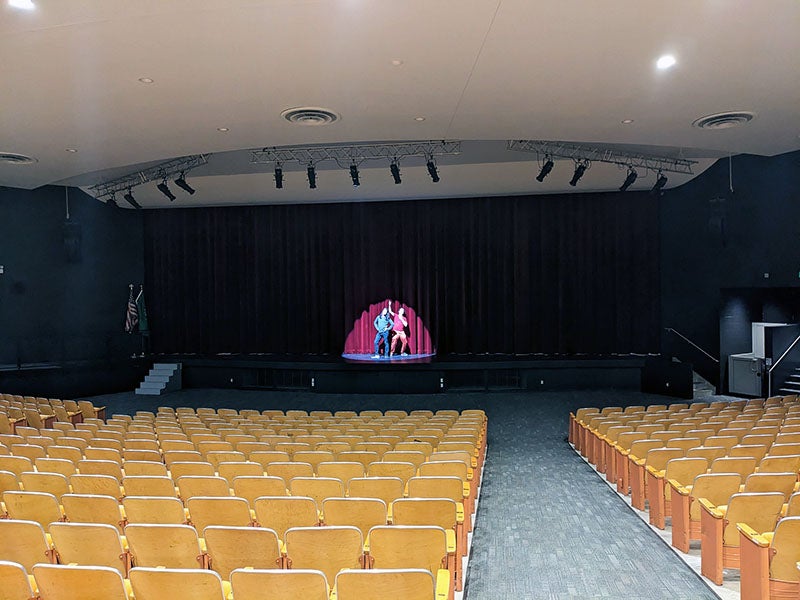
[
  {"left": 664, "top": 327, "right": 720, "bottom": 391},
  {"left": 767, "top": 332, "right": 800, "bottom": 396}
]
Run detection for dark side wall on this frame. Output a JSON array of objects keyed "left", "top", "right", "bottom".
[
  {"left": 660, "top": 149, "right": 800, "bottom": 381},
  {"left": 0, "top": 185, "right": 145, "bottom": 394}
]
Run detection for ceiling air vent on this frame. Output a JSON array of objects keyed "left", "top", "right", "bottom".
[
  {"left": 0, "top": 152, "right": 37, "bottom": 165},
  {"left": 281, "top": 107, "right": 340, "bottom": 126},
  {"left": 692, "top": 111, "right": 756, "bottom": 130}
]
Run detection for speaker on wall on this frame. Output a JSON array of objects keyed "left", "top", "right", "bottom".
[{"left": 63, "top": 222, "right": 82, "bottom": 263}]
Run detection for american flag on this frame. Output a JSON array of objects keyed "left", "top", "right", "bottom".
[{"left": 124, "top": 285, "right": 139, "bottom": 333}]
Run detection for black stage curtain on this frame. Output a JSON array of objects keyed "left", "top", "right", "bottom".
[{"left": 143, "top": 192, "right": 660, "bottom": 355}]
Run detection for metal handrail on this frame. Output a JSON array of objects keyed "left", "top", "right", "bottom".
[
  {"left": 767, "top": 332, "right": 800, "bottom": 396},
  {"left": 664, "top": 328, "right": 719, "bottom": 364}
]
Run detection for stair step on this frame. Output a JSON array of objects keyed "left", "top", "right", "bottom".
[
  {"left": 153, "top": 363, "right": 181, "bottom": 369},
  {"left": 778, "top": 386, "right": 800, "bottom": 394},
  {"left": 135, "top": 388, "right": 164, "bottom": 396},
  {"left": 144, "top": 375, "right": 171, "bottom": 383}
]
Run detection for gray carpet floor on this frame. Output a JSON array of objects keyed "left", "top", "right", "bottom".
[{"left": 85, "top": 388, "right": 719, "bottom": 599}]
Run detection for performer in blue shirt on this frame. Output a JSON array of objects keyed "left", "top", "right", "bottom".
[{"left": 372, "top": 301, "right": 393, "bottom": 358}]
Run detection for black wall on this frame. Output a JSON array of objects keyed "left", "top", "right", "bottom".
[
  {"left": 0, "top": 186, "right": 145, "bottom": 377},
  {"left": 660, "top": 150, "right": 800, "bottom": 381}
]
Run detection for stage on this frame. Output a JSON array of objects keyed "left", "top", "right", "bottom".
[{"left": 167, "top": 353, "right": 655, "bottom": 394}]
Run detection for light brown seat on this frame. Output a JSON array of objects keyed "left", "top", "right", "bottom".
[
  {"left": 322, "top": 497, "right": 387, "bottom": 537},
  {"left": 253, "top": 496, "right": 319, "bottom": 538},
  {"left": 0, "top": 559, "right": 37, "bottom": 599},
  {"left": 61, "top": 494, "right": 125, "bottom": 534},
  {"left": 177, "top": 476, "right": 231, "bottom": 500},
  {"left": 122, "top": 475, "right": 177, "bottom": 498},
  {"left": 69, "top": 474, "right": 121, "bottom": 498},
  {"left": 33, "top": 564, "right": 129, "bottom": 600},
  {"left": 266, "top": 462, "right": 314, "bottom": 485},
  {"left": 232, "top": 475, "right": 286, "bottom": 505},
  {"left": 125, "top": 524, "right": 207, "bottom": 569},
  {"left": 739, "top": 515, "right": 800, "bottom": 599},
  {"left": 20, "top": 471, "right": 69, "bottom": 498},
  {"left": 186, "top": 496, "right": 254, "bottom": 531},
  {"left": 670, "top": 472, "right": 742, "bottom": 553},
  {"left": 3, "top": 490, "right": 63, "bottom": 527},
  {"left": 0, "top": 519, "right": 56, "bottom": 570},
  {"left": 122, "top": 496, "right": 187, "bottom": 525},
  {"left": 647, "top": 457, "right": 708, "bottom": 530},
  {"left": 284, "top": 525, "right": 363, "bottom": 583},
  {"left": 128, "top": 567, "right": 225, "bottom": 600},
  {"left": 204, "top": 525, "right": 282, "bottom": 579},
  {"left": 335, "top": 568, "right": 446, "bottom": 600},
  {"left": 288, "top": 477, "right": 345, "bottom": 506},
  {"left": 49, "top": 522, "right": 130, "bottom": 575}
]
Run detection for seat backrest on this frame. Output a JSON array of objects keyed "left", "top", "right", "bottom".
[
  {"left": 122, "top": 496, "right": 187, "bottom": 525},
  {"left": 265, "top": 462, "right": 314, "bottom": 484},
  {"left": 689, "top": 473, "right": 742, "bottom": 521},
  {"left": 253, "top": 496, "right": 319, "bottom": 538},
  {"left": 336, "top": 568, "right": 436, "bottom": 600},
  {"left": 128, "top": 567, "right": 226, "bottom": 600},
  {"left": 367, "top": 525, "right": 447, "bottom": 573},
  {"left": 0, "top": 559, "right": 36, "bottom": 598},
  {"left": 407, "top": 476, "right": 463, "bottom": 503},
  {"left": 35, "top": 457, "right": 77, "bottom": 478},
  {"left": 710, "top": 457, "right": 758, "bottom": 478},
  {"left": 0, "top": 455, "right": 34, "bottom": 477},
  {"left": 686, "top": 446, "right": 727, "bottom": 462},
  {"left": 125, "top": 524, "right": 205, "bottom": 569},
  {"left": 204, "top": 526, "right": 282, "bottom": 580},
  {"left": 232, "top": 476, "right": 286, "bottom": 505},
  {"left": 729, "top": 445, "right": 769, "bottom": 461},
  {"left": 628, "top": 440, "right": 664, "bottom": 460},
  {"left": 769, "top": 516, "right": 800, "bottom": 581},
  {"left": 705, "top": 436, "right": 740, "bottom": 451},
  {"left": 49, "top": 522, "right": 127, "bottom": 574},
  {"left": 322, "top": 497, "right": 387, "bottom": 537},
  {"left": 284, "top": 525, "right": 363, "bottom": 583},
  {"left": 366, "top": 462, "right": 416, "bottom": 484},
  {"left": 391, "top": 498, "right": 458, "bottom": 531},
  {"left": 418, "top": 461, "right": 468, "bottom": 482},
  {"left": 348, "top": 477, "right": 405, "bottom": 506},
  {"left": 61, "top": 494, "right": 124, "bottom": 534},
  {"left": 0, "top": 519, "right": 52, "bottom": 571},
  {"left": 186, "top": 496, "right": 253, "bottom": 531},
  {"left": 663, "top": 458, "right": 708, "bottom": 488},
  {"left": 644, "top": 448, "right": 685, "bottom": 471},
  {"left": 122, "top": 476, "right": 177, "bottom": 498},
  {"left": 0, "top": 470, "right": 19, "bottom": 494},
  {"left": 757, "top": 454, "right": 800, "bottom": 474},
  {"left": 288, "top": 477, "right": 344, "bottom": 506},
  {"left": 742, "top": 472, "right": 797, "bottom": 496},
  {"left": 767, "top": 443, "right": 800, "bottom": 456},
  {"left": 33, "top": 564, "right": 129, "bottom": 600},
  {"left": 69, "top": 474, "right": 120, "bottom": 498},
  {"left": 76, "top": 460, "right": 123, "bottom": 482},
  {"left": 216, "top": 462, "right": 264, "bottom": 485},
  {"left": 786, "top": 492, "right": 800, "bottom": 517},
  {"left": 176, "top": 476, "right": 230, "bottom": 500},
  {"left": 3, "top": 490, "right": 62, "bottom": 527},
  {"left": 168, "top": 461, "right": 215, "bottom": 479},
  {"left": 383, "top": 451, "right": 426, "bottom": 470},
  {"left": 20, "top": 471, "right": 69, "bottom": 498},
  {"left": 316, "top": 461, "right": 365, "bottom": 485},
  {"left": 723, "top": 492, "right": 785, "bottom": 545}
]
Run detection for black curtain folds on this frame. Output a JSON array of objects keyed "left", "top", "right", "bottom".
[{"left": 143, "top": 192, "right": 660, "bottom": 355}]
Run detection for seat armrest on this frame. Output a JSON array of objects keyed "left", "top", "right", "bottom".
[
  {"left": 667, "top": 479, "right": 690, "bottom": 496},
  {"left": 435, "top": 569, "right": 451, "bottom": 600},
  {"left": 445, "top": 529, "right": 456, "bottom": 554},
  {"left": 698, "top": 497, "right": 723, "bottom": 519}
]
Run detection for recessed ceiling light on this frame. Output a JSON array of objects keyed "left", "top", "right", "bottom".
[
  {"left": 217, "top": 127, "right": 229, "bottom": 132},
  {"left": 65, "top": 148, "right": 78, "bottom": 153},
  {"left": 8, "top": 0, "right": 35, "bottom": 10},
  {"left": 138, "top": 77, "right": 154, "bottom": 84},
  {"left": 391, "top": 59, "right": 404, "bottom": 66},
  {"left": 656, "top": 54, "right": 676, "bottom": 70},
  {"left": 621, "top": 119, "right": 634, "bottom": 124},
  {"left": 414, "top": 116, "right": 426, "bottom": 122}
]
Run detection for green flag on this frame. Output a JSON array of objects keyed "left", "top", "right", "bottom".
[{"left": 136, "top": 285, "right": 149, "bottom": 335}]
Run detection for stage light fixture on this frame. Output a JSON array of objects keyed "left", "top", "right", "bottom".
[
  {"left": 123, "top": 189, "right": 142, "bottom": 209},
  {"left": 390, "top": 162, "right": 402, "bottom": 184},
  {"left": 569, "top": 161, "right": 587, "bottom": 187},
  {"left": 157, "top": 180, "right": 177, "bottom": 201},
  {"left": 426, "top": 159, "right": 440, "bottom": 183},
  {"left": 619, "top": 167, "right": 638, "bottom": 192},
  {"left": 652, "top": 171, "right": 668, "bottom": 193},
  {"left": 535, "top": 157, "right": 554, "bottom": 182},
  {"left": 307, "top": 164, "right": 317, "bottom": 189},
  {"left": 274, "top": 165, "right": 283, "bottom": 189},
  {"left": 349, "top": 164, "right": 360, "bottom": 187},
  {"left": 174, "top": 173, "right": 196, "bottom": 195}
]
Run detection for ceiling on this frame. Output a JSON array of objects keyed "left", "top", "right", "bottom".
[{"left": 1, "top": 0, "right": 798, "bottom": 207}]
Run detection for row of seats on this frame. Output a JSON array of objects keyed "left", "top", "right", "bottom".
[
  {"left": 571, "top": 396, "right": 800, "bottom": 600},
  {"left": 0, "top": 400, "right": 486, "bottom": 600},
  {"left": 1, "top": 562, "right": 448, "bottom": 600}
]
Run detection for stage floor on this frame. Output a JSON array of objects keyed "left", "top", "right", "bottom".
[{"left": 341, "top": 352, "right": 436, "bottom": 364}]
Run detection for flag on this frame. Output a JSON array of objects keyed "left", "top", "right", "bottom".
[
  {"left": 124, "top": 285, "right": 138, "bottom": 333},
  {"left": 136, "top": 285, "right": 149, "bottom": 335}
]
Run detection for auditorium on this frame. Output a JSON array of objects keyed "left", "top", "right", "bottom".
[{"left": 1, "top": 2, "right": 799, "bottom": 599}]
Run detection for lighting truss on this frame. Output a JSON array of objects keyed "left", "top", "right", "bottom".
[
  {"left": 88, "top": 154, "right": 210, "bottom": 200},
  {"left": 506, "top": 140, "right": 697, "bottom": 175},
  {"left": 250, "top": 141, "right": 462, "bottom": 169}
]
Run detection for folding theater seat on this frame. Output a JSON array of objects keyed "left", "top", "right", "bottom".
[
  {"left": 699, "top": 491, "right": 785, "bottom": 585},
  {"left": 321, "top": 497, "right": 387, "bottom": 538},
  {"left": 20, "top": 471, "right": 69, "bottom": 499},
  {"left": 0, "top": 559, "right": 37, "bottom": 600},
  {"left": 265, "top": 462, "right": 314, "bottom": 486},
  {"left": 348, "top": 477, "right": 405, "bottom": 507},
  {"left": 335, "top": 568, "right": 448, "bottom": 600},
  {"left": 610, "top": 431, "right": 648, "bottom": 493},
  {"left": 283, "top": 525, "right": 363, "bottom": 583},
  {"left": 367, "top": 461, "right": 417, "bottom": 485},
  {"left": 230, "top": 568, "right": 330, "bottom": 600},
  {"left": 185, "top": 496, "right": 254, "bottom": 531},
  {"left": 33, "top": 564, "right": 128, "bottom": 600},
  {"left": 34, "top": 457, "right": 77, "bottom": 478},
  {"left": 317, "top": 461, "right": 365, "bottom": 485},
  {"left": 3, "top": 491, "right": 63, "bottom": 527},
  {"left": 122, "top": 496, "right": 187, "bottom": 525},
  {"left": 670, "top": 472, "right": 742, "bottom": 553},
  {"left": 0, "top": 519, "right": 56, "bottom": 571},
  {"left": 61, "top": 494, "right": 125, "bottom": 534},
  {"left": 176, "top": 476, "right": 230, "bottom": 501},
  {"left": 738, "top": 516, "right": 800, "bottom": 600},
  {"left": 646, "top": 457, "right": 708, "bottom": 529},
  {"left": 741, "top": 472, "right": 798, "bottom": 496},
  {"left": 125, "top": 523, "right": 208, "bottom": 569},
  {"left": 204, "top": 526, "right": 283, "bottom": 580},
  {"left": 253, "top": 496, "right": 319, "bottom": 538},
  {"left": 231, "top": 476, "right": 286, "bottom": 505},
  {"left": 630, "top": 447, "right": 684, "bottom": 510},
  {"left": 288, "top": 477, "right": 345, "bottom": 506},
  {"left": 49, "top": 522, "right": 130, "bottom": 576},
  {"left": 121, "top": 475, "right": 176, "bottom": 498},
  {"left": 128, "top": 567, "right": 226, "bottom": 600}
]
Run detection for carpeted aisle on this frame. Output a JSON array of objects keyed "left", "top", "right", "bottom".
[{"left": 85, "top": 388, "right": 718, "bottom": 599}]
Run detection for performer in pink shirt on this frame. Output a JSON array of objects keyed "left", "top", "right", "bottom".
[{"left": 389, "top": 306, "right": 409, "bottom": 356}]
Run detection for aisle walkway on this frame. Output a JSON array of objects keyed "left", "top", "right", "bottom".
[{"left": 88, "top": 388, "right": 718, "bottom": 599}]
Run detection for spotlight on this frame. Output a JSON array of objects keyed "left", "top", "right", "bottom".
[
  {"left": 619, "top": 167, "right": 638, "bottom": 192},
  {"left": 426, "top": 160, "right": 440, "bottom": 183},
  {"left": 349, "top": 164, "right": 360, "bottom": 187},
  {"left": 569, "top": 161, "right": 587, "bottom": 187},
  {"left": 174, "top": 173, "right": 196, "bottom": 195},
  {"left": 390, "top": 162, "right": 402, "bottom": 184},
  {"left": 123, "top": 189, "right": 142, "bottom": 209},
  {"left": 535, "top": 157, "right": 554, "bottom": 182},
  {"left": 651, "top": 171, "right": 668, "bottom": 193},
  {"left": 274, "top": 166, "right": 283, "bottom": 189},
  {"left": 157, "top": 180, "right": 176, "bottom": 201},
  {"left": 307, "top": 165, "right": 317, "bottom": 189}
]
